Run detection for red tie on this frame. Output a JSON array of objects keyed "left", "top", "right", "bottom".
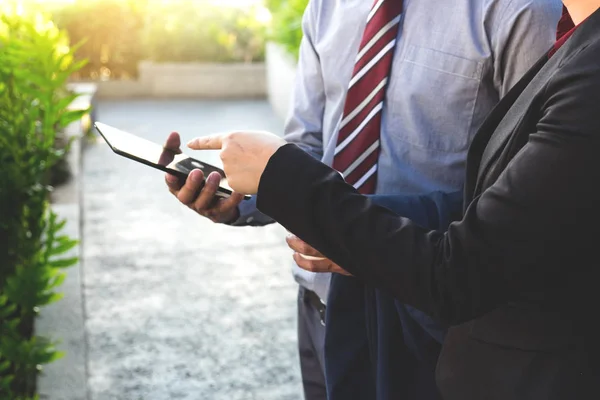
[
  {"left": 332, "top": 0, "right": 403, "bottom": 194},
  {"left": 556, "top": 6, "right": 575, "bottom": 40},
  {"left": 549, "top": 6, "right": 576, "bottom": 58}
]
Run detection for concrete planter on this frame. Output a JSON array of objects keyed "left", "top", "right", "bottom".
[
  {"left": 96, "top": 61, "right": 267, "bottom": 99},
  {"left": 37, "top": 83, "right": 97, "bottom": 400},
  {"left": 265, "top": 42, "right": 298, "bottom": 121}
]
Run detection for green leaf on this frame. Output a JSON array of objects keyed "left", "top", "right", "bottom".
[
  {"left": 47, "top": 273, "right": 66, "bottom": 290},
  {"left": 49, "top": 257, "right": 78, "bottom": 268},
  {"left": 58, "top": 108, "right": 88, "bottom": 128},
  {"left": 49, "top": 236, "right": 78, "bottom": 256},
  {"left": 53, "top": 92, "right": 79, "bottom": 113},
  {"left": 0, "top": 374, "right": 14, "bottom": 389},
  {"left": 0, "top": 303, "right": 17, "bottom": 319},
  {"left": 39, "top": 292, "right": 64, "bottom": 305},
  {"left": 53, "top": 217, "right": 67, "bottom": 233},
  {"left": 36, "top": 349, "right": 64, "bottom": 365},
  {"left": 0, "top": 360, "right": 10, "bottom": 372},
  {"left": 66, "top": 58, "right": 89, "bottom": 74}
]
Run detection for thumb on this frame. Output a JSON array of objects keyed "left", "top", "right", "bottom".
[{"left": 187, "top": 134, "right": 224, "bottom": 150}]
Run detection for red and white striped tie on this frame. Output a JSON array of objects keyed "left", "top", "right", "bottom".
[{"left": 332, "top": 0, "right": 403, "bottom": 194}]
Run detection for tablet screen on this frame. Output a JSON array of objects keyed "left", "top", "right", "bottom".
[{"left": 95, "top": 122, "right": 235, "bottom": 195}]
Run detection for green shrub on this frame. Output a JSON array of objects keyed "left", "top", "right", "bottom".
[
  {"left": 0, "top": 6, "right": 86, "bottom": 398},
  {"left": 265, "top": 0, "right": 309, "bottom": 59},
  {"left": 142, "top": 1, "right": 267, "bottom": 63}
]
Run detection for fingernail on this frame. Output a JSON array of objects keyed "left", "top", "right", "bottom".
[
  {"left": 208, "top": 173, "right": 220, "bottom": 185},
  {"left": 186, "top": 139, "right": 196, "bottom": 147},
  {"left": 191, "top": 170, "right": 203, "bottom": 183}
]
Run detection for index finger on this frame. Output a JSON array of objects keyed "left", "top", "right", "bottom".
[{"left": 187, "top": 135, "right": 223, "bottom": 150}]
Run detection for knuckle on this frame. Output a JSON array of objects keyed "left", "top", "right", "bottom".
[
  {"left": 228, "top": 131, "right": 239, "bottom": 141},
  {"left": 199, "top": 209, "right": 213, "bottom": 219},
  {"left": 219, "top": 198, "right": 233, "bottom": 210},
  {"left": 215, "top": 203, "right": 231, "bottom": 215},
  {"left": 177, "top": 192, "right": 189, "bottom": 205},
  {"left": 193, "top": 202, "right": 206, "bottom": 213}
]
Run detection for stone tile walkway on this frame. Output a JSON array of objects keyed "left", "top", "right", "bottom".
[{"left": 83, "top": 99, "right": 302, "bottom": 400}]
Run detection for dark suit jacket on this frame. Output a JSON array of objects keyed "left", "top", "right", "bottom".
[
  {"left": 257, "top": 7, "right": 600, "bottom": 400},
  {"left": 326, "top": 192, "right": 462, "bottom": 400}
]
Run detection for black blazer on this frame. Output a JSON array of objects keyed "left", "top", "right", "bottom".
[{"left": 257, "top": 7, "right": 600, "bottom": 400}]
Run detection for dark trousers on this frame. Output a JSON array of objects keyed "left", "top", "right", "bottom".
[
  {"left": 326, "top": 274, "right": 444, "bottom": 400},
  {"left": 324, "top": 192, "right": 462, "bottom": 399},
  {"left": 298, "top": 286, "right": 327, "bottom": 400}
]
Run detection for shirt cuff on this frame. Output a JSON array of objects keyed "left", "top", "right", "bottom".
[
  {"left": 293, "top": 264, "right": 332, "bottom": 305},
  {"left": 228, "top": 195, "right": 275, "bottom": 227}
]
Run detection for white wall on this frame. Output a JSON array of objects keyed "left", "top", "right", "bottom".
[
  {"left": 265, "top": 42, "right": 298, "bottom": 121},
  {"left": 95, "top": 62, "right": 266, "bottom": 99}
]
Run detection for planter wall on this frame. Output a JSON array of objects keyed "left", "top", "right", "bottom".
[
  {"left": 265, "top": 42, "right": 298, "bottom": 121},
  {"left": 95, "top": 62, "right": 267, "bottom": 99},
  {"left": 36, "top": 83, "right": 97, "bottom": 400}
]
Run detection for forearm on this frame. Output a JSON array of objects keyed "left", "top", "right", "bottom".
[
  {"left": 256, "top": 130, "right": 599, "bottom": 325},
  {"left": 257, "top": 145, "right": 459, "bottom": 321}
]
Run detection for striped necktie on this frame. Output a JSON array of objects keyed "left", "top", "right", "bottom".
[{"left": 332, "top": 0, "right": 403, "bottom": 194}]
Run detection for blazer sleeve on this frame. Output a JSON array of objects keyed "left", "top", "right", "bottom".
[{"left": 256, "top": 43, "right": 600, "bottom": 325}]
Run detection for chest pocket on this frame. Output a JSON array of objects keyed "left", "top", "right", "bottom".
[{"left": 387, "top": 45, "right": 484, "bottom": 152}]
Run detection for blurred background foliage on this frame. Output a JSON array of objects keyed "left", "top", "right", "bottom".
[
  {"left": 142, "top": 1, "right": 268, "bottom": 64},
  {"left": 45, "top": 0, "right": 271, "bottom": 80},
  {"left": 16, "top": 0, "right": 310, "bottom": 80},
  {"left": 265, "top": 0, "right": 309, "bottom": 59},
  {"left": 0, "top": 4, "right": 86, "bottom": 398},
  {"left": 49, "top": 0, "right": 147, "bottom": 79}
]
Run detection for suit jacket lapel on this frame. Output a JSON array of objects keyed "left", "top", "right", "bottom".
[
  {"left": 468, "top": 7, "right": 600, "bottom": 202},
  {"left": 463, "top": 54, "right": 548, "bottom": 206},
  {"left": 474, "top": 55, "right": 558, "bottom": 191}
]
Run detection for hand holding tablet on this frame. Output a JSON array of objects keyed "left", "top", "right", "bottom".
[{"left": 94, "top": 122, "right": 249, "bottom": 200}]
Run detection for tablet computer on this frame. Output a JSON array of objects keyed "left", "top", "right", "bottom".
[{"left": 94, "top": 122, "right": 248, "bottom": 200}]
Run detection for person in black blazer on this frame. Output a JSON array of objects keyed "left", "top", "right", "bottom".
[{"left": 181, "top": 2, "right": 600, "bottom": 398}]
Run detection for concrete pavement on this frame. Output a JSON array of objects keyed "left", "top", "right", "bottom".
[{"left": 83, "top": 99, "right": 302, "bottom": 400}]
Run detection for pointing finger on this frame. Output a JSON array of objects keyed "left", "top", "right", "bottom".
[{"left": 187, "top": 135, "right": 223, "bottom": 150}]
